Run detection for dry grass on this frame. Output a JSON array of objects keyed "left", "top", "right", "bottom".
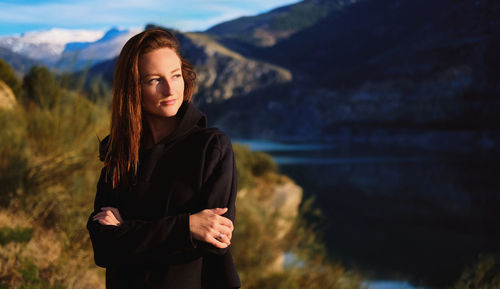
[{"left": 0, "top": 81, "right": 109, "bottom": 288}]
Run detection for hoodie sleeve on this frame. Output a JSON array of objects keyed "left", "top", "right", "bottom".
[
  {"left": 86, "top": 167, "right": 198, "bottom": 268},
  {"left": 196, "top": 131, "right": 238, "bottom": 256}
]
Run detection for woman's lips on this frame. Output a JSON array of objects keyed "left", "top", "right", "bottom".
[{"left": 160, "top": 99, "right": 176, "bottom": 106}]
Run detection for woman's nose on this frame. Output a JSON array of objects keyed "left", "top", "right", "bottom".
[{"left": 158, "top": 80, "right": 171, "bottom": 96}]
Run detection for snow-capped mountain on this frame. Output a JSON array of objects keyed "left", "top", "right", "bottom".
[
  {"left": 0, "top": 28, "right": 105, "bottom": 63},
  {"left": 0, "top": 27, "right": 141, "bottom": 71},
  {"left": 58, "top": 28, "right": 141, "bottom": 71}
]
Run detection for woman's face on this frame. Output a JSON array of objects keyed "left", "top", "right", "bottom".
[{"left": 139, "top": 47, "right": 185, "bottom": 119}]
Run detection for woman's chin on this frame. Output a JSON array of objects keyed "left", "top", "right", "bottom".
[{"left": 146, "top": 107, "right": 181, "bottom": 118}]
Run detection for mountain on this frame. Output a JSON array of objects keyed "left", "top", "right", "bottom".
[
  {"left": 263, "top": 0, "right": 500, "bottom": 90},
  {"left": 208, "top": 0, "right": 500, "bottom": 152},
  {"left": 206, "top": 0, "right": 358, "bottom": 49},
  {"left": 0, "top": 46, "right": 38, "bottom": 75},
  {"left": 180, "top": 31, "right": 291, "bottom": 107},
  {"left": 0, "top": 28, "right": 140, "bottom": 72},
  {"left": 64, "top": 27, "right": 126, "bottom": 52},
  {"left": 58, "top": 28, "right": 141, "bottom": 71},
  {"left": 0, "top": 28, "right": 104, "bottom": 65}
]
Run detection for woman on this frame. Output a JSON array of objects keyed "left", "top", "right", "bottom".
[{"left": 86, "top": 28, "right": 241, "bottom": 289}]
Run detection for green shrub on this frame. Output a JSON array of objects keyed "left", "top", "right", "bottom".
[
  {"left": 0, "top": 59, "right": 22, "bottom": 97},
  {"left": 233, "top": 143, "right": 254, "bottom": 189},
  {"left": 233, "top": 143, "right": 279, "bottom": 189},
  {"left": 18, "top": 259, "right": 67, "bottom": 289},
  {"left": 250, "top": 151, "right": 277, "bottom": 176},
  {"left": 0, "top": 108, "right": 28, "bottom": 205},
  {"left": 0, "top": 226, "right": 33, "bottom": 245},
  {"left": 22, "top": 65, "right": 62, "bottom": 108}
]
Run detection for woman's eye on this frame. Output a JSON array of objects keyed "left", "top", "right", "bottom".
[
  {"left": 172, "top": 74, "right": 182, "bottom": 80},
  {"left": 149, "top": 78, "right": 160, "bottom": 84}
]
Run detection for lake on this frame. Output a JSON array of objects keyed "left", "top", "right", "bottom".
[{"left": 235, "top": 139, "right": 500, "bottom": 288}]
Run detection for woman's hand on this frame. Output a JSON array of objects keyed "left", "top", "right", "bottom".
[
  {"left": 189, "top": 208, "right": 234, "bottom": 248},
  {"left": 92, "top": 207, "right": 124, "bottom": 227}
]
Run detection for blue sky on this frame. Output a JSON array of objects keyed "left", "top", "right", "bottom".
[{"left": 0, "top": 0, "right": 301, "bottom": 36}]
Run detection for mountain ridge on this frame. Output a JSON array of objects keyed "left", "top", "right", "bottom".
[
  {"left": 0, "top": 27, "right": 139, "bottom": 72},
  {"left": 206, "top": 0, "right": 359, "bottom": 48}
]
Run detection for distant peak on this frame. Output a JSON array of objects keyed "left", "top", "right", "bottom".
[
  {"left": 98, "top": 27, "right": 128, "bottom": 42},
  {"left": 12, "top": 28, "right": 105, "bottom": 46}
]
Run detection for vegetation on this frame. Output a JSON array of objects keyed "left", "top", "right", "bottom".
[
  {"left": 22, "top": 65, "right": 62, "bottom": 108},
  {"left": 0, "top": 61, "right": 109, "bottom": 289},
  {"left": 0, "top": 59, "right": 22, "bottom": 97},
  {"left": 452, "top": 255, "right": 500, "bottom": 289},
  {"left": 233, "top": 144, "right": 279, "bottom": 189},
  {"left": 207, "top": 0, "right": 341, "bottom": 47},
  {"left": 0, "top": 226, "right": 33, "bottom": 246}
]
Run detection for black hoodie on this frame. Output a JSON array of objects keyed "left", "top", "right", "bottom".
[{"left": 86, "top": 101, "right": 241, "bottom": 289}]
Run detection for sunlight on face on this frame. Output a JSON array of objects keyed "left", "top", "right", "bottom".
[{"left": 139, "top": 47, "right": 184, "bottom": 119}]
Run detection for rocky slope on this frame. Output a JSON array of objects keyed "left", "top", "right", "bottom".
[
  {"left": 236, "top": 173, "right": 303, "bottom": 272},
  {"left": 182, "top": 31, "right": 292, "bottom": 107}
]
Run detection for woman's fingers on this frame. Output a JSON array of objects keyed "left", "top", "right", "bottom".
[
  {"left": 190, "top": 208, "right": 235, "bottom": 245},
  {"left": 208, "top": 234, "right": 229, "bottom": 248},
  {"left": 206, "top": 209, "right": 234, "bottom": 231},
  {"left": 215, "top": 222, "right": 232, "bottom": 241},
  {"left": 101, "top": 207, "right": 124, "bottom": 223},
  {"left": 208, "top": 208, "right": 233, "bottom": 229},
  {"left": 216, "top": 231, "right": 231, "bottom": 245},
  {"left": 93, "top": 210, "right": 116, "bottom": 221},
  {"left": 218, "top": 215, "right": 234, "bottom": 231},
  {"left": 211, "top": 207, "right": 228, "bottom": 215},
  {"left": 97, "top": 215, "right": 117, "bottom": 226},
  {"left": 105, "top": 210, "right": 120, "bottom": 225},
  {"left": 92, "top": 209, "right": 121, "bottom": 226},
  {"left": 92, "top": 211, "right": 108, "bottom": 221}
]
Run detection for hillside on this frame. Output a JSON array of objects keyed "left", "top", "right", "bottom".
[
  {"left": 207, "top": 0, "right": 500, "bottom": 151},
  {"left": 206, "top": 0, "right": 358, "bottom": 49},
  {"left": 0, "top": 47, "right": 38, "bottom": 75},
  {"left": 263, "top": 0, "right": 500, "bottom": 90}
]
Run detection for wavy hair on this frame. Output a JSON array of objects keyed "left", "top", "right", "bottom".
[{"left": 104, "top": 28, "right": 197, "bottom": 188}]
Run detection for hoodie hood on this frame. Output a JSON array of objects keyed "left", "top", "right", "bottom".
[
  {"left": 159, "top": 100, "right": 207, "bottom": 144},
  {"left": 99, "top": 101, "right": 207, "bottom": 161}
]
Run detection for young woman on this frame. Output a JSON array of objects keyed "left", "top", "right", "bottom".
[{"left": 86, "top": 28, "right": 241, "bottom": 289}]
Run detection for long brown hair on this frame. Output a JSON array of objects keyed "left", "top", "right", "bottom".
[{"left": 104, "top": 28, "right": 197, "bottom": 188}]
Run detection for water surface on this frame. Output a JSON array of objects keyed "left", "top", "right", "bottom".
[{"left": 236, "top": 139, "right": 500, "bottom": 288}]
